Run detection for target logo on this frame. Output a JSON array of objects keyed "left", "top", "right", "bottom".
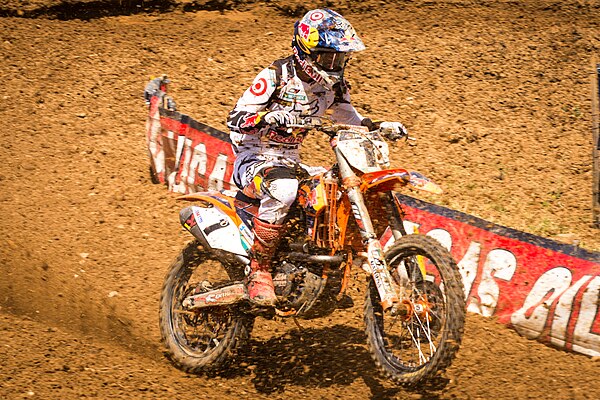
[
  {"left": 309, "top": 11, "right": 324, "bottom": 21},
  {"left": 250, "top": 77, "right": 267, "bottom": 96}
]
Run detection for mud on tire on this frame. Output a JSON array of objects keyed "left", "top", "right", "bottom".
[
  {"left": 364, "top": 234, "right": 466, "bottom": 385},
  {"left": 158, "top": 240, "right": 254, "bottom": 373}
]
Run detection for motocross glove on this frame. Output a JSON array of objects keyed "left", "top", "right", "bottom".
[
  {"left": 379, "top": 121, "right": 408, "bottom": 141},
  {"left": 262, "top": 110, "right": 299, "bottom": 127}
]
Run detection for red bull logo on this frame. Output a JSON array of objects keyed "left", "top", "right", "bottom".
[
  {"left": 240, "top": 113, "right": 259, "bottom": 129},
  {"left": 298, "top": 22, "right": 311, "bottom": 40}
]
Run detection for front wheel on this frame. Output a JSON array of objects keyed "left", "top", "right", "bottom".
[
  {"left": 364, "top": 234, "right": 465, "bottom": 384},
  {"left": 159, "top": 240, "right": 254, "bottom": 373}
]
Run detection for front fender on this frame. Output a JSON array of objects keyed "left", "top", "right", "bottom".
[{"left": 361, "top": 169, "right": 442, "bottom": 195}]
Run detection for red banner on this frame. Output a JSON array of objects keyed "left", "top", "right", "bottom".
[
  {"left": 146, "top": 90, "right": 235, "bottom": 194},
  {"left": 385, "top": 194, "right": 600, "bottom": 356}
]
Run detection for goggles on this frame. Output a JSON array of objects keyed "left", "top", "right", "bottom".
[{"left": 313, "top": 51, "right": 348, "bottom": 72}]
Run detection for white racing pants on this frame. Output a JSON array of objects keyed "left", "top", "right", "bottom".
[{"left": 233, "top": 152, "right": 325, "bottom": 224}]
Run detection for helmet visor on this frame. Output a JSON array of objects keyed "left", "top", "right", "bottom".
[{"left": 313, "top": 51, "right": 347, "bottom": 72}]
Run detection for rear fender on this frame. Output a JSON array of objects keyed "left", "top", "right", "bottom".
[{"left": 177, "top": 191, "right": 243, "bottom": 226}]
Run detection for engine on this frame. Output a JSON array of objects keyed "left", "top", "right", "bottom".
[
  {"left": 271, "top": 261, "right": 347, "bottom": 318},
  {"left": 272, "top": 262, "right": 323, "bottom": 315}
]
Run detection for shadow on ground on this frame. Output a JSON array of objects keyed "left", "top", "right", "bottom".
[{"left": 205, "top": 324, "right": 451, "bottom": 399}]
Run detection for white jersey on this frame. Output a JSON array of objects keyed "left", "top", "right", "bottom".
[{"left": 227, "top": 56, "right": 364, "bottom": 162}]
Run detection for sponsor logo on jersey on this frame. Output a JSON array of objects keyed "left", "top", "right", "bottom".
[
  {"left": 240, "top": 113, "right": 259, "bottom": 128},
  {"left": 250, "top": 77, "right": 267, "bottom": 96}
]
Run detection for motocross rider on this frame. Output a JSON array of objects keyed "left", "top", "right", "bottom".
[{"left": 227, "top": 9, "right": 408, "bottom": 307}]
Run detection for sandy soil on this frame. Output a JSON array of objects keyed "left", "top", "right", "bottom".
[{"left": 1, "top": 1, "right": 599, "bottom": 399}]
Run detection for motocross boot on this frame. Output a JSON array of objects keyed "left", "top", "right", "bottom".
[{"left": 246, "top": 218, "right": 286, "bottom": 307}]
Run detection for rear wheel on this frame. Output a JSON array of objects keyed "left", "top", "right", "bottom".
[
  {"left": 364, "top": 234, "right": 465, "bottom": 384},
  {"left": 159, "top": 240, "right": 254, "bottom": 373}
]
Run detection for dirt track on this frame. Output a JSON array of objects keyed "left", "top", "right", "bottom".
[{"left": 1, "top": 1, "right": 600, "bottom": 398}]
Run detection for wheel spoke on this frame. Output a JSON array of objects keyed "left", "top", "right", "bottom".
[
  {"left": 365, "top": 235, "right": 465, "bottom": 383},
  {"left": 405, "top": 322, "right": 428, "bottom": 364},
  {"left": 386, "top": 315, "right": 406, "bottom": 350},
  {"left": 411, "top": 310, "right": 436, "bottom": 354}
]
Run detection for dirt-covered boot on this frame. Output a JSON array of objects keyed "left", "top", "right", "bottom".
[{"left": 246, "top": 218, "right": 286, "bottom": 307}]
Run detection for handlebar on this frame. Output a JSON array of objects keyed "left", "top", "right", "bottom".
[
  {"left": 282, "top": 116, "right": 414, "bottom": 143},
  {"left": 287, "top": 117, "right": 371, "bottom": 138}
]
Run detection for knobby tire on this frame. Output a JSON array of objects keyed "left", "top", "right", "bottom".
[
  {"left": 364, "top": 234, "right": 466, "bottom": 385},
  {"left": 158, "top": 240, "right": 253, "bottom": 373}
]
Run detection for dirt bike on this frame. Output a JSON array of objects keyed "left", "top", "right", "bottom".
[{"left": 158, "top": 119, "right": 466, "bottom": 384}]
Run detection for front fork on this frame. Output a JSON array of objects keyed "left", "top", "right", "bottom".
[{"left": 336, "top": 150, "right": 400, "bottom": 310}]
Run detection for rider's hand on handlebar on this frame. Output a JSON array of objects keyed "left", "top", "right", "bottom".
[
  {"left": 262, "top": 110, "right": 299, "bottom": 127},
  {"left": 379, "top": 121, "right": 408, "bottom": 141}
]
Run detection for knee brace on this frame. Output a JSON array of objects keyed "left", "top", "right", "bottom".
[
  {"left": 260, "top": 167, "right": 299, "bottom": 206},
  {"left": 257, "top": 167, "right": 300, "bottom": 224}
]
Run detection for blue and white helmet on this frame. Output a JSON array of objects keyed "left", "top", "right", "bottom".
[{"left": 292, "top": 9, "right": 366, "bottom": 89}]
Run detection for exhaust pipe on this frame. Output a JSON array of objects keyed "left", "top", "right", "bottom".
[
  {"left": 179, "top": 207, "right": 211, "bottom": 249},
  {"left": 182, "top": 283, "right": 248, "bottom": 309}
]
